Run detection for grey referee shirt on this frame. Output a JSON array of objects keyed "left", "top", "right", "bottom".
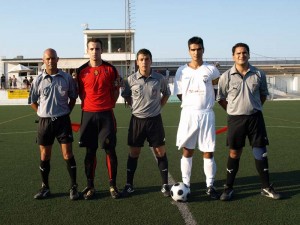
[
  {"left": 29, "top": 70, "right": 78, "bottom": 118},
  {"left": 121, "top": 70, "right": 171, "bottom": 118},
  {"left": 217, "top": 64, "right": 269, "bottom": 115}
]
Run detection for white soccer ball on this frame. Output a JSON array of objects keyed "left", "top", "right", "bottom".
[{"left": 171, "top": 182, "right": 190, "bottom": 202}]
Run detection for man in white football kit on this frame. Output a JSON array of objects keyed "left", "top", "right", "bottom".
[{"left": 174, "top": 36, "right": 220, "bottom": 199}]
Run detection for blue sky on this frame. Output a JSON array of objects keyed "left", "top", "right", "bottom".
[{"left": 1, "top": 0, "right": 299, "bottom": 60}]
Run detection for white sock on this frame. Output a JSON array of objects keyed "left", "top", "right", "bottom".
[
  {"left": 203, "top": 157, "right": 216, "bottom": 187},
  {"left": 181, "top": 156, "right": 192, "bottom": 187}
]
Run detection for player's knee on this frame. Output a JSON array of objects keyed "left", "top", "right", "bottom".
[
  {"left": 252, "top": 147, "right": 267, "bottom": 160},
  {"left": 203, "top": 152, "right": 213, "bottom": 159},
  {"left": 129, "top": 147, "right": 141, "bottom": 158},
  {"left": 62, "top": 149, "right": 74, "bottom": 160},
  {"left": 182, "top": 148, "right": 194, "bottom": 157},
  {"left": 229, "top": 149, "right": 242, "bottom": 159},
  {"left": 63, "top": 152, "right": 74, "bottom": 160},
  {"left": 154, "top": 147, "right": 166, "bottom": 157}
]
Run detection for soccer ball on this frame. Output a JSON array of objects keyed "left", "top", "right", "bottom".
[{"left": 170, "top": 182, "right": 190, "bottom": 202}]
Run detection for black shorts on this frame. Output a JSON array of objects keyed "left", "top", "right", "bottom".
[
  {"left": 79, "top": 110, "right": 117, "bottom": 149},
  {"left": 37, "top": 115, "right": 73, "bottom": 146},
  {"left": 227, "top": 111, "right": 269, "bottom": 149},
  {"left": 128, "top": 114, "right": 165, "bottom": 148}
]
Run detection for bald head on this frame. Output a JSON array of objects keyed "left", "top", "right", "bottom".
[
  {"left": 43, "top": 48, "right": 59, "bottom": 75},
  {"left": 43, "top": 48, "right": 57, "bottom": 59}
]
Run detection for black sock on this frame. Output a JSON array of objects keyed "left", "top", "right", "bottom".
[
  {"left": 126, "top": 155, "right": 138, "bottom": 185},
  {"left": 157, "top": 154, "right": 168, "bottom": 185},
  {"left": 226, "top": 156, "right": 240, "bottom": 188},
  {"left": 40, "top": 160, "right": 50, "bottom": 188},
  {"left": 85, "top": 148, "right": 97, "bottom": 188},
  {"left": 255, "top": 158, "right": 270, "bottom": 188},
  {"left": 66, "top": 156, "right": 77, "bottom": 187}
]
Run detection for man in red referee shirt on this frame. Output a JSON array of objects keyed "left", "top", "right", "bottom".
[{"left": 77, "top": 38, "right": 121, "bottom": 199}]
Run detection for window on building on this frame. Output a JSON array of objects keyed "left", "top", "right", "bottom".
[
  {"left": 111, "top": 37, "right": 125, "bottom": 53},
  {"left": 18, "top": 63, "right": 38, "bottom": 76},
  {"left": 19, "top": 72, "right": 27, "bottom": 77},
  {"left": 28, "top": 63, "right": 38, "bottom": 75}
]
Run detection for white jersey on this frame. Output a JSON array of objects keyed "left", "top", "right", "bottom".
[{"left": 173, "top": 63, "right": 220, "bottom": 110}]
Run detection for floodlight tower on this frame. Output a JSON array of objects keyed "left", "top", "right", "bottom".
[{"left": 125, "top": 0, "right": 134, "bottom": 77}]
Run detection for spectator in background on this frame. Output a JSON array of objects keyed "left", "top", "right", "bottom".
[
  {"left": 9, "top": 77, "right": 12, "bottom": 89},
  {"left": 12, "top": 75, "right": 17, "bottom": 89},
  {"left": 1, "top": 74, "right": 5, "bottom": 89},
  {"left": 23, "top": 76, "right": 30, "bottom": 89},
  {"left": 29, "top": 76, "right": 34, "bottom": 87},
  {"left": 71, "top": 72, "right": 78, "bottom": 92},
  {"left": 165, "top": 68, "right": 170, "bottom": 82}
]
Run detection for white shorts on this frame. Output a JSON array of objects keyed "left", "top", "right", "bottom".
[{"left": 176, "top": 108, "right": 216, "bottom": 152}]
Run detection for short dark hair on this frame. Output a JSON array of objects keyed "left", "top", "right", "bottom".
[
  {"left": 136, "top": 48, "right": 152, "bottom": 61},
  {"left": 232, "top": 43, "right": 250, "bottom": 55},
  {"left": 188, "top": 36, "right": 204, "bottom": 50},
  {"left": 87, "top": 38, "right": 103, "bottom": 49}
]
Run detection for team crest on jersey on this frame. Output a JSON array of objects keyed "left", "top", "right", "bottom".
[{"left": 94, "top": 70, "right": 99, "bottom": 76}]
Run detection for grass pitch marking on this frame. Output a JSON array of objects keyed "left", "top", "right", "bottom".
[
  {"left": 265, "top": 116, "right": 300, "bottom": 124},
  {"left": 1, "top": 125, "right": 300, "bottom": 135},
  {"left": 150, "top": 148, "right": 198, "bottom": 225},
  {"left": 0, "top": 113, "right": 35, "bottom": 125}
]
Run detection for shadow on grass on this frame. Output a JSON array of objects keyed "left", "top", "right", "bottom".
[
  {"left": 171, "top": 170, "right": 300, "bottom": 202},
  {"left": 118, "top": 185, "right": 164, "bottom": 198},
  {"left": 45, "top": 170, "right": 300, "bottom": 202},
  {"left": 47, "top": 189, "right": 111, "bottom": 200}
]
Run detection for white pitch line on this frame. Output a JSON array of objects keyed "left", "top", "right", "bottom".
[
  {"left": 150, "top": 148, "right": 198, "bottom": 225},
  {"left": 1, "top": 125, "right": 300, "bottom": 135},
  {"left": 265, "top": 116, "right": 300, "bottom": 124},
  {"left": 164, "top": 125, "right": 300, "bottom": 129},
  {"left": 266, "top": 126, "right": 300, "bottom": 129},
  {"left": 0, "top": 131, "right": 36, "bottom": 135},
  {"left": 0, "top": 113, "right": 35, "bottom": 125}
]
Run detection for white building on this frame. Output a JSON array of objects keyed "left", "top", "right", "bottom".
[
  {"left": 1, "top": 28, "right": 300, "bottom": 102},
  {"left": 0, "top": 29, "right": 136, "bottom": 89}
]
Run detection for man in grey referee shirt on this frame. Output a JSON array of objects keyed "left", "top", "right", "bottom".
[
  {"left": 29, "top": 48, "right": 79, "bottom": 200},
  {"left": 121, "top": 48, "right": 171, "bottom": 197}
]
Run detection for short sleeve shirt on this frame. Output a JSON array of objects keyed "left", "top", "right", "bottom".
[
  {"left": 77, "top": 61, "right": 120, "bottom": 112},
  {"left": 121, "top": 70, "right": 171, "bottom": 118},
  {"left": 217, "top": 64, "right": 269, "bottom": 115},
  {"left": 173, "top": 63, "right": 220, "bottom": 110},
  {"left": 29, "top": 70, "right": 78, "bottom": 117}
]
